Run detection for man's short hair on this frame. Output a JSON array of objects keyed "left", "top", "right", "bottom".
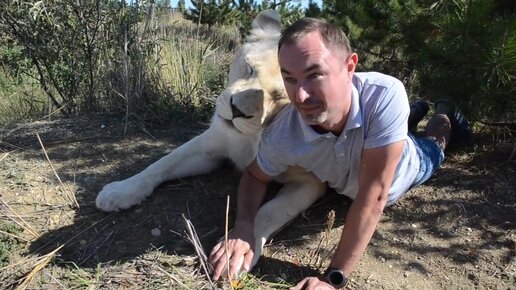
[{"left": 278, "top": 17, "right": 352, "bottom": 58}]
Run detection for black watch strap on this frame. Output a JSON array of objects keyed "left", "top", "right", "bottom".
[{"left": 323, "top": 267, "right": 348, "bottom": 289}]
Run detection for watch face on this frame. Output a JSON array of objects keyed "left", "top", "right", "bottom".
[
  {"left": 329, "top": 270, "right": 345, "bottom": 285},
  {"left": 325, "top": 268, "right": 348, "bottom": 288}
]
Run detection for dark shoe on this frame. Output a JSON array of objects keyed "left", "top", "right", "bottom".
[
  {"left": 434, "top": 99, "right": 473, "bottom": 146},
  {"left": 408, "top": 100, "right": 430, "bottom": 133}
]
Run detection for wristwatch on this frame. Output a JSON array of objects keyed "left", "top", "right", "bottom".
[{"left": 323, "top": 267, "right": 348, "bottom": 289}]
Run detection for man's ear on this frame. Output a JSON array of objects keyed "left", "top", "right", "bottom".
[{"left": 346, "top": 53, "right": 359, "bottom": 76}]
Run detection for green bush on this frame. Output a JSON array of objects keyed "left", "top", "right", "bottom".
[
  {"left": 0, "top": 221, "right": 22, "bottom": 268},
  {"left": 0, "top": 2, "right": 238, "bottom": 125},
  {"left": 323, "top": 0, "right": 515, "bottom": 122}
]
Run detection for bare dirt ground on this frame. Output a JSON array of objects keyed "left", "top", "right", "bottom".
[{"left": 0, "top": 115, "right": 514, "bottom": 290}]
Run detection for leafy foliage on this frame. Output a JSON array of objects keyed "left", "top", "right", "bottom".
[
  {"left": 0, "top": 0, "right": 148, "bottom": 114},
  {"left": 185, "top": 0, "right": 235, "bottom": 28},
  {"left": 0, "top": 0, "right": 513, "bottom": 124},
  {"left": 417, "top": 0, "right": 515, "bottom": 120},
  {"left": 0, "top": 221, "right": 22, "bottom": 268},
  {"left": 0, "top": 0, "right": 230, "bottom": 123},
  {"left": 184, "top": 0, "right": 305, "bottom": 39},
  {"left": 321, "top": 0, "right": 515, "bottom": 121}
]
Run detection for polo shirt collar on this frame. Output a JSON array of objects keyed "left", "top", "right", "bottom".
[{"left": 299, "top": 82, "right": 363, "bottom": 142}]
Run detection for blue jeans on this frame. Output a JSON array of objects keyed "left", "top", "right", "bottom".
[{"left": 410, "top": 134, "right": 445, "bottom": 188}]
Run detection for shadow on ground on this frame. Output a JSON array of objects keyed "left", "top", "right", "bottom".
[{"left": 1, "top": 115, "right": 514, "bottom": 287}]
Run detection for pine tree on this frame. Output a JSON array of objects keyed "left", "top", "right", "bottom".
[
  {"left": 263, "top": 0, "right": 304, "bottom": 26},
  {"left": 415, "top": 0, "right": 515, "bottom": 120},
  {"left": 319, "top": 0, "right": 515, "bottom": 121},
  {"left": 177, "top": 0, "right": 186, "bottom": 13},
  {"left": 305, "top": 0, "right": 322, "bottom": 18},
  {"left": 231, "top": 0, "right": 303, "bottom": 39},
  {"left": 185, "top": 0, "right": 234, "bottom": 28},
  {"left": 232, "top": 0, "right": 260, "bottom": 38}
]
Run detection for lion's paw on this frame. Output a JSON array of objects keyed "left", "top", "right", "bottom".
[{"left": 96, "top": 178, "right": 153, "bottom": 212}]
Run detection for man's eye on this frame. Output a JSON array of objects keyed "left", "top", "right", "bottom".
[
  {"left": 284, "top": 77, "right": 296, "bottom": 84},
  {"left": 309, "top": 73, "right": 322, "bottom": 80}
]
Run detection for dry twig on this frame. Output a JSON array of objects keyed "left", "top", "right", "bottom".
[
  {"left": 0, "top": 229, "right": 30, "bottom": 242},
  {"left": 0, "top": 197, "right": 40, "bottom": 239},
  {"left": 182, "top": 213, "right": 214, "bottom": 288},
  {"left": 35, "top": 132, "right": 80, "bottom": 209},
  {"left": 0, "top": 152, "right": 10, "bottom": 162},
  {"left": 224, "top": 195, "right": 234, "bottom": 289},
  {"left": 15, "top": 245, "right": 64, "bottom": 290},
  {"left": 155, "top": 265, "right": 191, "bottom": 289}
]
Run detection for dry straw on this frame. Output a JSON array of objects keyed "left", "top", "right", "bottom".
[
  {"left": 182, "top": 213, "right": 215, "bottom": 288},
  {"left": 35, "top": 131, "right": 80, "bottom": 209},
  {"left": 0, "top": 197, "right": 40, "bottom": 239},
  {"left": 15, "top": 245, "right": 64, "bottom": 290}
]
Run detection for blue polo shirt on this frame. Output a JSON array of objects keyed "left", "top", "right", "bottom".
[{"left": 257, "top": 72, "right": 420, "bottom": 205}]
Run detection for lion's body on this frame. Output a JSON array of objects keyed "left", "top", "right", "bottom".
[{"left": 96, "top": 11, "right": 326, "bottom": 271}]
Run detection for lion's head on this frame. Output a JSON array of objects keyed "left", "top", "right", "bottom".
[{"left": 215, "top": 11, "right": 290, "bottom": 135}]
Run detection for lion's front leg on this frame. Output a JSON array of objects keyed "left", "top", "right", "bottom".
[
  {"left": 250, "top": 171, "right": 326, "bottom": 269},
  {"left": 96, "top": 127, "right": 227, "bottom": 212}
]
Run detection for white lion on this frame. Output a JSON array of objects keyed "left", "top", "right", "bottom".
[{"left": 96, "top": 11, "right": 326, "bottom": 271}]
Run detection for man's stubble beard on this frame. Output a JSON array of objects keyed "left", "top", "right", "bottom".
[{"left": 301, "top": 110, "right": 329, "bottom": 126}]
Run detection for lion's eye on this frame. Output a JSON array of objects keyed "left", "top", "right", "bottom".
[{"left": 246, "top": 63, "right": 254, "bottom": 76}]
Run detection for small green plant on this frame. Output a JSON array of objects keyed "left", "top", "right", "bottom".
[{"left": 0, "top": 220, "right": 23, "bottom": 268}]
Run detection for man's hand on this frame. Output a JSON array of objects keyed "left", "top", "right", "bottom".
[
  {"left": 209, "top": 226, "right": 255, "bottom": 281},
  {"left": 290, "top": 277, "right": 336, "bottom": 290},
  {"left": 209, "top": 159, "right": 272, "bottom": 281}
]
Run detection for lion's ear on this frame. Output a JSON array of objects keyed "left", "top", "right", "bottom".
[{"left": 248, "top": 10, "right": 281, "bottom": 41}]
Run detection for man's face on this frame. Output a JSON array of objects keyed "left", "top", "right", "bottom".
[{"left": 278, "top": 31, "right": 357, "bottom": 133}]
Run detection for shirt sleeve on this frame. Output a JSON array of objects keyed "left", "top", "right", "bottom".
[
  {"left": 363, "top": 79, "right": 409, "bottom": 149},
  {"left": 256, "top": 127, "right": 289, "bottom": 177}
]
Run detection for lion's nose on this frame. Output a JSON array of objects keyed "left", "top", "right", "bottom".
[
  {"left": 231, "top": 99, "right": 252, "bottom": 119},
  {"left": 231, "top": 103, "right": 246, "bottom": 118}
]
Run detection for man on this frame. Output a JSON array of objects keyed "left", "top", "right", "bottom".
[{"left": 209, "top": 17, "right": 471, "bottom": 289}]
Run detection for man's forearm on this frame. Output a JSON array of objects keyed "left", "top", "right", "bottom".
[
  {"left": 328, "top": 142, "right": 404, "bottom": 277},
  {"left": 234, "top": 169, "right": 268, "bottom": 230},
  {"left": 329, "top": 185, "right": 387, "bottom": 276}
]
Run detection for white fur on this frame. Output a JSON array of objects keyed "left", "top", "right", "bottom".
[{"left": 96, "top": 10, "right": 326, "bottom": 272}]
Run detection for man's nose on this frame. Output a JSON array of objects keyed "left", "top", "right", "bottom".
[{"left": 295, "top": 81, "right": 310, "bottom": 103}]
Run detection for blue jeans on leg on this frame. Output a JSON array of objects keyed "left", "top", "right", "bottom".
[{"left": 410, "top": 134, "right": 445, "bottom": 188}]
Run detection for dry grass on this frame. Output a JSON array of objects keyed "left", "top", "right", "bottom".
[
  {"left": 0, "top": 116, "right": 297, "bottom": 289},
  {"left": 0, "top": 107, "right": 514, "bottom": 289},
  {"left": 0, "top": 70, "right": 47, "bottom": 126},
  {"left": 0, "top": 10, "right": 238, "bottom": 128},
  {"left": 152, "top": 12, "right": 239, "bottom": 117}
]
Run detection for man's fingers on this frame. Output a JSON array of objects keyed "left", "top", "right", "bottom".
[
  {"left": 291, "top": 277, "right": 334, "bottom": 290},
  {"left": 209, "top": 247, "right": 227, "bottom": 266},
  {"left": 212, "top": 254, "right": 228, "bottom": 281},
  {"left": 210, "top": 242, "right": 232, "bottom": 281},
  {"left": 209, "top": 237, "right": 253, "bottom": 281},
  {"left": 227, "top": 255, "right": 243, "bottom": 279},
  {"left": 243, "top": 249, "right": 254, "bottom": 271},
  {"left": 209, "top": 241, "right": 224, "bottom": 261},
  {"left": 289, "top": 277, "right": 309, "bottom": 290}
]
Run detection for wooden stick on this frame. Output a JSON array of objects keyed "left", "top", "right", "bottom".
[
  {"left": 15, "top": 245, "right": 64, "bottom": 290},
  {"left": 225, "top": 195, "right": 235, "bottom": 289},
  {"left": 0, "top": 197, "right": 40, "bottom": 238},
  {"left": 181, "top": 214, "right": 215, "bottom": 288},
  {"left": 35, "top": 132, "right": 79, "bottom": 209},
  {"left": 0, "top": 152, "right": 10, "bottom": 162},
  {"left": 155, "top": 265, "right": 190, "bottom": 289}
]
